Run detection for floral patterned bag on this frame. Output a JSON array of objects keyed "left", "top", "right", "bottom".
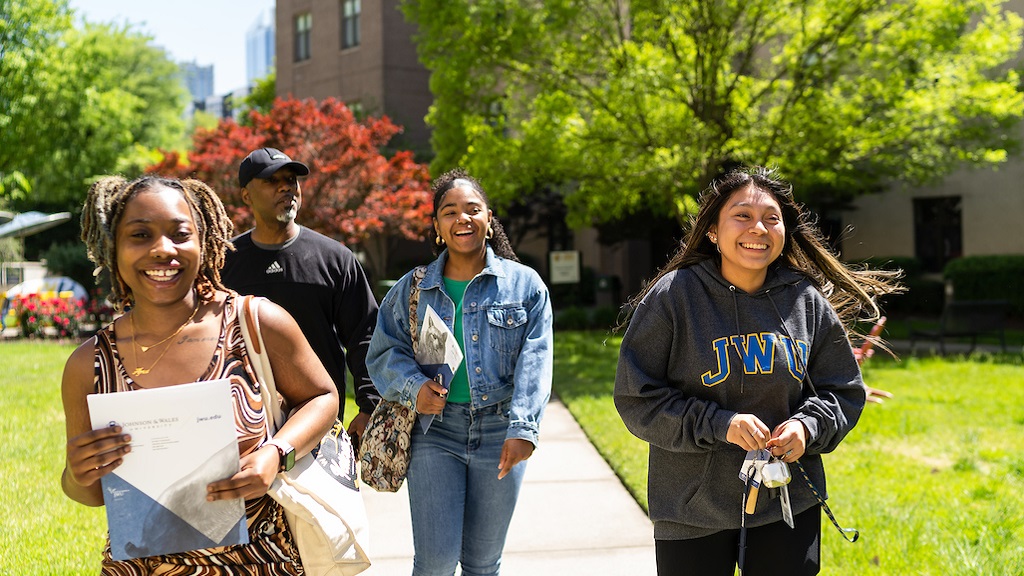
[{"left": 359, "top": 266, "right": 427, "bottom": 492}]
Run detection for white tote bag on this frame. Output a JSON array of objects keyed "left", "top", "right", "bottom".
[{"left": 239, "top": 295, "right": 371, "bottom": 576}]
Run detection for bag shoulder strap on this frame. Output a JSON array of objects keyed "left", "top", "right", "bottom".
[
  {"left": 241, "top": 294, "right": 262, "bottom": 355},
  {"left": 408, "top": 266, "right": 427, "bottom": 353},
  {"left": 238, "top": 294, "right": 285, "bottom": 434}
]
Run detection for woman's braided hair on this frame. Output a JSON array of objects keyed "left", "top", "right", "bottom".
[
  {"left": 429, "top": 168, "right": 519, "bottom": 262},
  {"left": 81, "top": 175, "right": 234, "bottom": 311}
]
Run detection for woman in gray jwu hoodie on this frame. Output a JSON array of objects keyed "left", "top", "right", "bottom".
[{"left": 615, "top": 167, "right": 901, "bottom": 576}]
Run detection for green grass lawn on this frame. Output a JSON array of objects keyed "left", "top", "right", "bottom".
[
  {"left": 5, "top": 337, "right": 1024, "bottom": 574},
  {"left": 1, "top": 340, "right": 106, "bottom": 574},
  {"left": 552, "top": 331, "right": 1024, "bottom": 575}
]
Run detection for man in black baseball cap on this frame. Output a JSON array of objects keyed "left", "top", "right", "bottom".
[
  {"left": 222, "top": 147, "right": 380, "bottom": 444},
  {"left": 237, "top": 147, "right": 310, "bottom": 189}
]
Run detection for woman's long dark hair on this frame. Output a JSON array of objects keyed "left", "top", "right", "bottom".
[
  {"left": 622, "top": 166, "right": 903, "bottom": 334},
  {"left": 429, "top": 168, "right": 519, "bottom": 262}
]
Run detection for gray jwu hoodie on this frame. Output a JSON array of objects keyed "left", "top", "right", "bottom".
[{"left": 615, "top": 259, "right": 866, "bottom": 540}]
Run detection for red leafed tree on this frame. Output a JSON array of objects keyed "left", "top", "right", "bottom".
[{"left": 148, "top": 97, "right": 433, "bottom": 284}]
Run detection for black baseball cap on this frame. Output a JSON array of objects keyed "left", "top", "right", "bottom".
[{"left": 238, "top": 147, "right": 310, "bottom": 188}]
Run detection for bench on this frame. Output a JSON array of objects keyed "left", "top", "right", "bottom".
[{"left": 909, "top": 300, "right": 1009, "bottom": 354}]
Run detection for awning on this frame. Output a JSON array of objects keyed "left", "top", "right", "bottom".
[{"left": 0, "top": 211, "right": 72, "bottom": 239}]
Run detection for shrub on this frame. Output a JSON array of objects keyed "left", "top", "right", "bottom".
[
  {"left": 554, "top": 306, "right": 590, "bottom": 331},
  {"left": 83, "top": 289, "right": 116, "bottom": 330},
  {"left": 944, "top": 255, "right": 1024, "bottom": 316},
  {"left": 856, "top": 256, "right": 944, "bottom": 316},
  {"left": 880, "top": 276, "right": 945, "bottom": 316},
  {"left": 11, "top": 294, "right": 85, "bottom": 338},
  {"left": 42, "top": 242, "right": 95, "bottom": 291},
  {"left": 13, "top": 296, "right": 44, "bottom": 338},
  {"left": 590, "top": 305, "right": 623, "bottom": 332}
]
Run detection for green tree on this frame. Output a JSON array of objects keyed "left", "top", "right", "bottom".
[
  {"left": 404, "top": 0, "right": 1024, "bottom": 226},
  {"left": 1, "top": 0, "right": 186, "bottom": 212},
  {"left": 241, "top": 70, "right": 277, "bottom": 121},
  {"left": 1, "top": 0, "right": 72, "bottom": 200}
]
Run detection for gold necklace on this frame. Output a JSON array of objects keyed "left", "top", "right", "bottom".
[
  {"left": 129, "top": 298, "right": 201, "bottom": 377},
  {"left": 135, "top": 299, "right": 200, "bottom": 352}
]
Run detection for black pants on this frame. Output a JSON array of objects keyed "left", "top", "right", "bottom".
[{"left": 655, "top": 505, "right": 821, "bottom": 576}]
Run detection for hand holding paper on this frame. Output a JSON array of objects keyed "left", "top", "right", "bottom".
[
  {"left": 415, "top": 305, "right": 463, "bottom": 430},
  {"left": 64, "top": 424, "right": 132, "bottom": 490},
  {"left": 415, "top": 374, "right": 449, "bottom": 415},
  {"left": 86, "top": 379, "right": 248, "bottom": 560}
]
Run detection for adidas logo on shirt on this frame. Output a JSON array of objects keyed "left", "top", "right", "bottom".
[{"left": 265, "top": 261, "right": 284, "bottom": 275}]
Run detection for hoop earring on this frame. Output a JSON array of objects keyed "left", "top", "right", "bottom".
[
  {"left": 486, "top": 226, "right": 494, "bottom": 239},
  {"left": 435, "top": 235, "right": 444, "bottom": 246},
  {"left": 707, "top": 233, "right": 721, "bottom": 253}
]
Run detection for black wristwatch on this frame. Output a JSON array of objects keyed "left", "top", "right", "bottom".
[{"left": 266, "top": 439, "right": 295, "bottom": 472}]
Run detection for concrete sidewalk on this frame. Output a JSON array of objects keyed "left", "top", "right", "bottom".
[{"left": 358, "top": 399, "right": 657, "bottom": 576}]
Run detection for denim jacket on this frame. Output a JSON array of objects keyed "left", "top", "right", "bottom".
[{"left": 367, "top": 247, "right": 553, "bottom": 445}]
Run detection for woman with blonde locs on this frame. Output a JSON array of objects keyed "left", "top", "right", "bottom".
[
  {"left": 61, "top": 175, "right": 338, "bottom": 573},
  {"left": 366, "top": 168, "right": 553, "bottom": 576},
  {"left": 614, "top": 166, "right": 901, "bottom": 575}
]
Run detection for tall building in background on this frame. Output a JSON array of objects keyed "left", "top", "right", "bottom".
[
  {"left": 180, "top": 61, "right": 214, "bottom": 102},
  {"left": 247, "top": 8, "right": 276, "bottom": 85}
]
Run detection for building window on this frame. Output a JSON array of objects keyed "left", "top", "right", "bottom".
[
  {"left": 341, "top": 0, "right": 360, "bottom": 49},
  {"left": 295, "top": 12, "right": 312, "bottom": 62},
  {"left": 913, "top": 196, "right": 962, "bottom": 273}
]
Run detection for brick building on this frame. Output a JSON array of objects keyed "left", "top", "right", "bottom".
[{"left": 275, "top": 0, "right": 432, "bottom": 156}]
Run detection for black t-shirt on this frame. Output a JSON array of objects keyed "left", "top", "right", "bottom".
[{"left": 222, "top": 227, "right": 380, "bottom": 417}]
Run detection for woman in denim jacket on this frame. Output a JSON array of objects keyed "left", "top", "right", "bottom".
[{"left": 366, "top": 168, "right": 553, "bottom": 576}]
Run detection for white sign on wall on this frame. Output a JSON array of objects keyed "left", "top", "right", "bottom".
[{"left": 549, "top": 250, "right": 580, "bottom": 284}]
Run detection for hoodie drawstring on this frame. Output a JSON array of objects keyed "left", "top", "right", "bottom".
[
  {"left": 728, "top": 285, "right": 745, "bottom": 394},
  {"left": 764, "top": 289, "right": 819, "bottom": 397},
  {"left": 762, "top": 289, "right": 859, "bottom": 543}
]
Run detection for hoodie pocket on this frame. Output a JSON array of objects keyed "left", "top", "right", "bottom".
[
  {"left": 648, "top": 449, "right": 714, "bottom": 522},
  {"left": 650, "top": 449, "right": 743, "bottom": 531}
]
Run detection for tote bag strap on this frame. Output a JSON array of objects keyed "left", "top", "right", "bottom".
[
  {"left": 408, "top": 266, "right": 427, "bottom": 352},
  {"left": 239, "top": 294, "right": 286, "bottom": 435}
]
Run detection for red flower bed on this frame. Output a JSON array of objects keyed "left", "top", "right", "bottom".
[{"left": 10, "top": 293, "right": 86, "bottom": 338}]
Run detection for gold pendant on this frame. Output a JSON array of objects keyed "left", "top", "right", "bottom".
[
  {"left": 132, "top": 367, "right": 150, "bottom": 377},
  {"left": 139, "top": 344, "right": 152, "bottom": 353}
]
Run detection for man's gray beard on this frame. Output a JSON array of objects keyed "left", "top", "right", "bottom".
[{"left": 276, "top": 208, "right": 297, "bottom": 224}]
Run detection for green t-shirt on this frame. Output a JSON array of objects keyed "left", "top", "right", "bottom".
[{"left": 442, "top": 277, "right": 472, "bottom": 403}]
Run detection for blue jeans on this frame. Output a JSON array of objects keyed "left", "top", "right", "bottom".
[{"left": 406, "top": 400, "right": 526, "bottom": 576}]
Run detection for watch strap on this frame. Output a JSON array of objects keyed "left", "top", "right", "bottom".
[{"left": 265, "top": 438, "right": 295, "bottom": 472}]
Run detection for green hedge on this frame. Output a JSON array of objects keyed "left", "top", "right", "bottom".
[
  {"left": 944, "top": 255, "right": 1024, "bottom": 316},
  {"left": 553, "top": 305, "right": 621, "bottom": 331},
  {"left": 41, "top": 242, "right": 95, "bottom": 290},
  {"left": 857, "top": 256, "right": 944, "bottom": 316}
]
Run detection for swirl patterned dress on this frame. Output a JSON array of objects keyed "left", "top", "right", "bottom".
[{"left": 93, "top": 294, "right": 304, "bottom": 575}]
